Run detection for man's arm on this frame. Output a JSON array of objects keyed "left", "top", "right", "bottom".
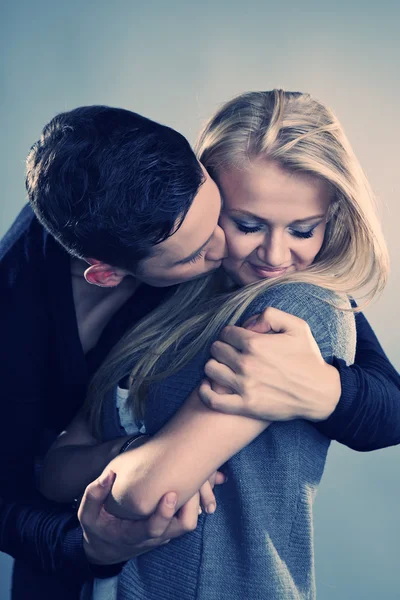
[
  {"left": 315, "top": 311, "right": 400, "bottom": 450},
  {"left": 38, "top": 410, "right": 131, "bottom": 503},
  {"left": 103, "top": 285, "right": 345, "bottom": 520},
  {"left": 199, "top": 308, "right": 400, "bottom": 451},
  {"left": 0, "top": 495, "right": 100, "bottom": 583},
  {"left": 0, "top": 206, "right": 203, "bottom": 579}
]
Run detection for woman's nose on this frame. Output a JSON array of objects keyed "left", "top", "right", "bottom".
[{"left": 257, "top": 231, "right": 291, "bottom": 267}]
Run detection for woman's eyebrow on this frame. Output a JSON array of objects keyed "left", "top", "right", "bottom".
[{"left": 290, "top": 214, "right": 326, "bottom": 224}]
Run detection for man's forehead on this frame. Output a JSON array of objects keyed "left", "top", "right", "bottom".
[{"left": 147, "top": 167, "right": 221, "bottom": 266}]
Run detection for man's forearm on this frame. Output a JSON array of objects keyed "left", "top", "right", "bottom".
[
  {"left": 0, "top": 496, "right": 90, "bottom": 582},
  {"left": 316, "top": 311, "right": 400, "bottom": 450},
  {"left": 105, "top": 388, "right": 271, "bottom": 519},
  {"left": 40, "top": 437, "right": 130, "bottom": 503}
]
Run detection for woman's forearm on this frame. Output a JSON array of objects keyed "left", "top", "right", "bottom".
[
  {"left": 39, "top": 437, "right": 129, "bottom": 503},
  {"left": 105, "top": 388, "right": 271, "bottom": 519}
]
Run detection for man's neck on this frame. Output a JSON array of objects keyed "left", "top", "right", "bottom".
[{"left": 70, "top": 257, "right": 139, "bottom": 354}]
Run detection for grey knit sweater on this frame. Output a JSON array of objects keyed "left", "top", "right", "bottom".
[{"left": 101, "top": 283, "right": 356, "bottom": 600}]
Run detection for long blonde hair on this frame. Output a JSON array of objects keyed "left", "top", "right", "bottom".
[{"left": 84, "top": 90, "right": 389, "bottom": 437}]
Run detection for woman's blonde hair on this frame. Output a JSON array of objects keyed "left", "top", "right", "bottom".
[{"left": 84, "top": 90, "right": 389, "bottom": 436}]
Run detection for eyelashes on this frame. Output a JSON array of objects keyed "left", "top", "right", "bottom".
[
  {"left": 188, "top": 250, "right": 205, "bottom": 264},
  {"left": 235, "top": 222, "right": 317, "bottom": 239},
  {"left": 236, "top": 224, "right": 263, "bottom": 234},
  {"left": 290, "top": 229, "right": 315, "bottom": 239}
]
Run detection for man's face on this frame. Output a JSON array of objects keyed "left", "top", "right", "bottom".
[{"left": 135, "top": 167, "right": 227, "bottom": 287}]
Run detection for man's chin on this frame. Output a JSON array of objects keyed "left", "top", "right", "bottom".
[
  {"left": 145, "top": 265, "right": 222, "bottom": 288},
  {"left": 221, "top": 263, "right": 244, "bottom": 288}
]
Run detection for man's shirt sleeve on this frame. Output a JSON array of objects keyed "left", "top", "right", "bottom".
[{"left": 315, "top": 311, "right": 400, "bottom": 450}]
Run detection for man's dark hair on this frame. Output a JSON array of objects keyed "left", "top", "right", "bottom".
[{"left": 26, "top": 106, "right": 204, "bottom": 270}]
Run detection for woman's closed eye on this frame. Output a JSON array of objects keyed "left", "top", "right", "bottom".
[
  {"left": 234, "top": 222, "right": 263, "bottom": 234},
  {"left": 289, "top": 227, "right": 317, "bottom": 239},
  {"left": 234, "top": 220, "right": 318, "bottom": 239}
]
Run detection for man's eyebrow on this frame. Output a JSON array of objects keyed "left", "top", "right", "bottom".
[
  {"left": 230, "top": 210, "right": 325, "bottom": 224},
  {"left": 174, "top": 233, "right": 214, "bottom": 265}
]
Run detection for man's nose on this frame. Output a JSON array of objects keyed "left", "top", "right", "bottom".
[{"left": 208, "top": 225, "right": 228, "bottom": 261}]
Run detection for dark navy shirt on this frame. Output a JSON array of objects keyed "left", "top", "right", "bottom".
[{"left": 1, "top": 205, "right": 399, "bottom": 600}]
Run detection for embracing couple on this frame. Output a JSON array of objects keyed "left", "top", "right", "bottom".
[{"left": 1, "top": 90, "right": 399, "bottom": 600}]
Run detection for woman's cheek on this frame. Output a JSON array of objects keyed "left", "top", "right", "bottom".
[
  {"left": 225, "top": 233, "right": 250, "bottom": 261},
  {"left": 306, "top": 235, "right": 325, "bottom": 264},
  {"left": 313, "top": 230, "right": 326, "bottom": 255}
]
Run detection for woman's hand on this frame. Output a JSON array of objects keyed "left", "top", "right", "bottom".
[
  {"left": 199, "top": 470, "right": 226, "bottom": 514},
  {"left": 199, "top": 307, "right": 341, "bottom": 422}
]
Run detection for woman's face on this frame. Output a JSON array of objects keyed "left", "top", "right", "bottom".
[{"left": 218, "top": 159, "right": 332, "bottom": 287}]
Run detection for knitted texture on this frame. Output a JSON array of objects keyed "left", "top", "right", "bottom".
[{"left": 101, "top": 283, "right": 356, "bottom": 600}]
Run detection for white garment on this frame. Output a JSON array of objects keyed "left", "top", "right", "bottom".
[
  {"left": 115, "top": 386, "right": 146, "bottom": 436},
  {"left": 92, "top": 386, "right": 146, "bottom": 600}
]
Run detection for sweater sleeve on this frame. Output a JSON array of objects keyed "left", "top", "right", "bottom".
[
  {"left": 0, "top": 497, "right": 124, "bottom": 582},
  {"left": 240, "top": 282, "right": 356, "bottom": 366},
  {"left": 314, "top": 311, "right": 400, "bottom": 451},
  {"left": 0, "top": 498, "right": 87, "bottom": 581}
]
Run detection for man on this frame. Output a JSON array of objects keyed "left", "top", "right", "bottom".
[
  {"left": 1, "top": 105, "right": 399, "bottom": 600},
  {"left": 1, "top": 105, "right": 227, "bottom": 600}
]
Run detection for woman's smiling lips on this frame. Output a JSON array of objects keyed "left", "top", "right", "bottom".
[{"left": 249, "top": 263, "right": 291, "bottom": 278}]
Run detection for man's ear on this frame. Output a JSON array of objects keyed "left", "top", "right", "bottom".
[{"left": 83, "top": 259, "right": 129, "bottom": 288}]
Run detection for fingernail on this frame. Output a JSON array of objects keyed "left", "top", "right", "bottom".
[
  {"left": 246, "top": 318, "right": 258, "bottom": 329},
  {"left": 206, "top": 502, "right": 216, "bottom": 514},
  {"left": 165, "top": 492, "right": 177, "bottom": 508},
  {"left": 198, "top": 506, "right": 203, "bottom": 515}
]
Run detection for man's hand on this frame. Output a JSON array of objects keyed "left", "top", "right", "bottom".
[
  {"left": 199, "top": 307, "right": 341, "bottom": 423},
  {"left": 78, "top": 469, "right": 203, "bottom": 565}
]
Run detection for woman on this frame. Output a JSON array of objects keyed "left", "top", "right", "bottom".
[{"left": 40, "top": 90, "right": 389, "bottom": 599}]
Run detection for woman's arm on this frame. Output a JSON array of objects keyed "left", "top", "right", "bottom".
[
  {"left": 104, "top": 389, "right": 271, "bottom": 519},
  {"left": 40, "top": 411, "right": 226, "bottom": 513},
  {"left": 39, "top": 412, "right": 130, "bottom": 502},
  {"left": 103, "top": 283, "right": 347, "bottom": 520}
]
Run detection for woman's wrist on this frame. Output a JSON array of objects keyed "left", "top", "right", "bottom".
[
  {"left": 109, "top": 436, "right": 134, "bottom": 461},
  {"left": 104, "top": 437, "right": 166, "bottom": 519},
  {"left": 118, "top": 434, "right": 149, "bottom": 455}
]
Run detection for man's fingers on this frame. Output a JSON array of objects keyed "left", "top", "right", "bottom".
[
  {"left": 247, "top": 307, "right": 304, "bottom": 334},
  {"left": 209, "top": 341, "right": 241, "bottom": 371},
  {"left": 145, "top": 492, "right": 178, "bottom": 539},
  {"left": 218, "top": 325, "right": 254, "bottom": 352},
  {"left": 219, "top": 309, "right": 306, "bottom": 352},
  {"left": 242, "top": 312, "right": 272, "bottom": 333},
  {"left": 199, "top": 481, "right": 217, "bottom": 514},
  {"left": 199, "top": 379, "right": 244, "bottom": 414},
  {"left": 204, "top": 358, "right": 238, "bottom": 392},
  {"left": 78, "top": 470, "right": 116, "bottom": 526}
]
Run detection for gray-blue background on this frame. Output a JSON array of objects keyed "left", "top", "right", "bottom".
[{"left": 1, "top": 1, "right": 399, "bottom": 598}]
